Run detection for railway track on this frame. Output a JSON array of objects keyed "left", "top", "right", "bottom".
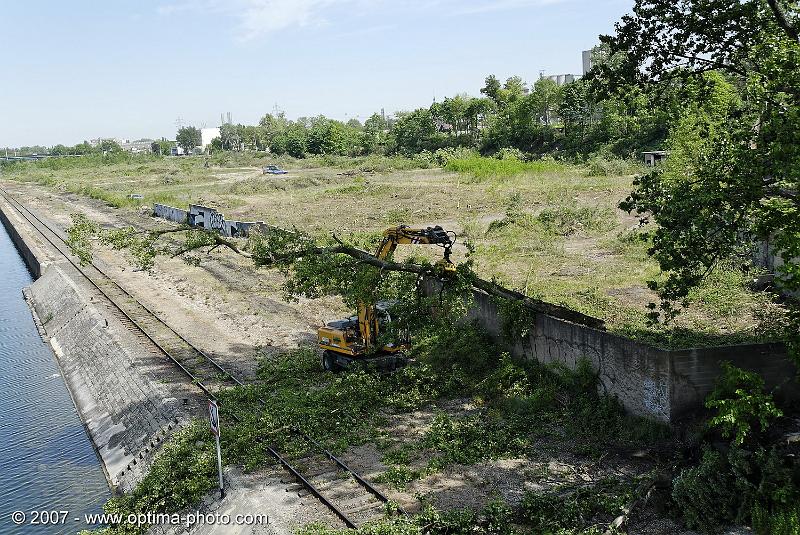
[
  {"left": 0, "top": 187, "right": 401, "bottom": 529},
  {"left": 0, "top": 187, "right": 241, "bottom": 398}
]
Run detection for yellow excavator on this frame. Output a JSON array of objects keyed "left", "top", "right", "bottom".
[{"left": 318, "top": 225, "right": 456, "bottom": 371}]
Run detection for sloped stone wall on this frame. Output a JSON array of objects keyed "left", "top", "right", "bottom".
[{"left": 28, "top": 267, "right": 192, "bottom": 491}]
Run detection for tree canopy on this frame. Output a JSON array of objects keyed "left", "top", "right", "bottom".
[{"left": 602, "top": 0, "right": 800, "bottom": 328}]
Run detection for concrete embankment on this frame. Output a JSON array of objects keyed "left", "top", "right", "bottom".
[
  {"left": 0, "top": 196, "right": 198, "bottom": 492},
  {"left": 0, "top": 194, "right": 49, "bottom": 277}
]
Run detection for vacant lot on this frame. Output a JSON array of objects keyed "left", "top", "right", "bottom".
[{"left": 1, "top": 153, "right": 788, "bottom": 348}]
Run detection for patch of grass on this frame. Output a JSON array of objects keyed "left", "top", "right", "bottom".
[
  {"left": 324, "top": 176, "right": 388, "bottom": 196},
  {"left": 445, "top": 156, "right": 571, "bottom": 182},
  {"left": 584, "top": 156, "right": 644, "bottom": 177},
  {"left": 375, "top": 465, "right": 425, "bottom": 490},
  {"left": 305, "top": 154, "right": 431, "bottom": 172},
  {"left": 536, "top": 205, "right": 617, "bottom": 236}
]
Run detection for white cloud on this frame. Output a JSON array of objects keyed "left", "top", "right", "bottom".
[
  {"left": 235, "top": 0, "right": 339, "bottom": 40},
  {"left": 157, "top": 0, "right": 568, "bottom": 41},
  {"left": 158, "top": 0, "right": 373, "bottom": 40}
]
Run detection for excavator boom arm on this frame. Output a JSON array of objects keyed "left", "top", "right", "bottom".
[{"left": 358, "top": 225, "right": 455, "bottom": 350}]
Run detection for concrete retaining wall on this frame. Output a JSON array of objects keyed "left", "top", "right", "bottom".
[
  {"left": 152, "top": 203, "right": 265, "bottom": 238},
  {"left": 28, "top": 266, "right": 191, "bottom": 491},
  {"left": 153, "top": 203, "right": 188, "bottom": 224},
  {"left": 0, "top": 197, "right": 48, "bottom": 277},
  {"left": 465, "top": 287, "right": 798, "bottom": 422},
  {"left": 670, "top": 343, "right": 798, "bottom": 418}
]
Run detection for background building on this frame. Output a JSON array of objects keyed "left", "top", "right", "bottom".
[
  {"left": 120, "top": 139, "right": 153, "bottom": 153},
  {"left": 582, "top": 49, "right": 593, "bottom": 75},
  {"left": 200, "top": 128, "right": 221, "bottom": 151},
  {"left": 544, "top": 73, "right": 577, "bottom": 86}
]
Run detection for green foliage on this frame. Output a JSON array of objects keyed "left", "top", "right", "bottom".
[
  {"left": 445, "top": 156, "right": 568, "bottom": 181},
  {"left": 673, "top": 446, "right": 800, "bottom": 535},
  {"left": 175, "top": 126, "right": 201, "bottom": 154},
  {"left": 89, "top": 321, "right": 669, "bottom": 534},
  {"left": 100, "top": 423, "right": 218, "bottom": 535},
  {"left": 389, "top": 109, "right": 441, "bottom": 155},
  {"left": 423, "top": 412, "right": 528, "bottom": 470},
  {"left": 494, "top": 296, "right": 536, "bottom": 340},
  {"left": 65, "top": 213, "right": 101, "bottom": 265},
  {"left": 672, "top": 449, "right": 741, "bottom": 532},
  {"left": 607, "top": 1, "right": 800, "bottom": 331},
  {"left": 519, "top": 479, "right": 634, "bottom": 533},
  {"left": 65, "top": 212, "right": 217, "bottom": 271},
  {"left": 705, "top": 362, "right": 783, "bottom": 446}
]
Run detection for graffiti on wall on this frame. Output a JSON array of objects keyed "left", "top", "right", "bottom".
[{"left": 153, "top": 203, "right": 263, "bottom": 238}]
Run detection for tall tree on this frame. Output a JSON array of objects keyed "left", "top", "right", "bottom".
[
  {"left": 390, "top": 109, "right": 439, "bottom": 154},
  {"left": 604, "top": 0, "right": 800, "bottom": 324},
  {"left": 176, "top": 126, "right": 201, "bottom": 154}
]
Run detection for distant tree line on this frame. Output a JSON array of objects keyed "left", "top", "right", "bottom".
[{"left": 161, "top": 47, "right": 698, "bottom": 161}]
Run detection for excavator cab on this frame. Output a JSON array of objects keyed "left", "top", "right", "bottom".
[{"left": 318, "top": 225, "right": 456, "bottom": 371}]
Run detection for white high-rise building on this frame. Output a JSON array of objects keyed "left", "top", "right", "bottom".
[
  {"left": 200, "top": 128, "right": 221, "bottom": 151},
  {"left": 582, "top": 49, "right": 593, "bottom": 75}
]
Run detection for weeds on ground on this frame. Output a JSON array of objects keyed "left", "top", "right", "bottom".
[
  {"left": 519, "top": 479, "right": 635, "bottom": 533},
  {"left": 87, "top": 324, "right": 667, "bottom": 534},
  {"left": 298, "top": 495, "right": 623, "bottom": 535},
  {"left": 445, "top": 156, "right": 571, "bottom": 182},
  {"left": 6, "top": 152, "right": 788, "bottom": 351}
]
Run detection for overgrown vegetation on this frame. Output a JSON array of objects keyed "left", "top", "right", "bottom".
[
  {"left": 86, "top": 322, "right": 669, "bottom": 534},
  {"left": 11, "top": 2, "right": 800, "bottom": 533},
  {"left": 670, "top": 363, "right": 800, "bottom": 534}
]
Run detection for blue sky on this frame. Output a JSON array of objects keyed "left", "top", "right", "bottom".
[{"left": 0, "top": 0, "right": 633, "bottom": 147}]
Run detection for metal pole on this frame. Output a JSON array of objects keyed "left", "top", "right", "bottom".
[{"left": 215, "top": 431, "right": 224, "bottom": 499}]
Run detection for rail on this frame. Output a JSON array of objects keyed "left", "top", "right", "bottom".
[{"left": 0, "top": 187, "right": 400, "bottom": 528}]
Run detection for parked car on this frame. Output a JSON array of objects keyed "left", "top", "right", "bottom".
[{"left": 262, "top": 165, "right": 288, "bottom": 175}]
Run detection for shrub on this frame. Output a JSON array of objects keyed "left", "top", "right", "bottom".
[
  {"left": 495, "top": 147, "right": 527, "bottom": 161},
  {"left": 431, "top": 146, "right": 480, "bottom": 166},
  {"left": 705, "top": 362, "right": 783, "bottom": 446},
  {"left": 672, "top": 449, "right": 740, "bottom": 533}
]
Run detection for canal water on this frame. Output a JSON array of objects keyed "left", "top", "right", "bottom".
[{"left": 0, "top": 222, "right": 110, "bottom": 534}]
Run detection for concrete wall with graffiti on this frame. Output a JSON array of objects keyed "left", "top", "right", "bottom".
[
  {"left": 152, "top": 203, "right": 264, "bottom": 238},
  {"left": 153, "top": 204, "right": 188, "bottom": 225},
  {"left": 463, "top": 285, "right": 797, "bottom": 423}
]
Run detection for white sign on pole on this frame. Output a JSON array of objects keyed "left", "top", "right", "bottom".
[
  {"left": 208, "top": 400, "right": 224, "bottom": 498},
  {"left": 209, "top": 400, "right": 220, "bottom": 436}
]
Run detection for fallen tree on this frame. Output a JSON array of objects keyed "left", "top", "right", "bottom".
[{"left": 66, "top": 215, "right": 605, "bottom": 331}]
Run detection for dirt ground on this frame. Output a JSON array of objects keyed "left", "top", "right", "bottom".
[{"left": 1, "top": 180, "right": 347, "bottom": 381}]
